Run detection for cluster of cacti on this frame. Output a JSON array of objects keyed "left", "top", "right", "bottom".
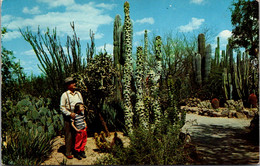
[
  {"left": 217, "top": 38, "right": 257, "bottom": 102},
  {"left": 4, "top": 96, "right": 63, "bottom": 138},
  {"left": 122, "top": 1, "right": 134, "bottom": 134},
  {"left": 94, "top": 131, "right": 111, "bottom": 151},
  {"left": 192, "top": 33, "right": 212, "bottom": 86}
]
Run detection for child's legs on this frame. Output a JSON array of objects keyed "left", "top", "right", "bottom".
[
  {"left": 74, "top": 132, "right": 83, "bottom": 152},
  {"left": 80, "top": 130, "right": 87, "bottom": 152}
]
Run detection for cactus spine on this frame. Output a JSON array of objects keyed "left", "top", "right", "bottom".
[
  {"left": 122, "top": 1, "right": 134, "bottom": 134},
  {"left": 135, "top": 46, "right": 148, "bottom": 128}
]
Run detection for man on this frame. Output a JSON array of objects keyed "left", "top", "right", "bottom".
[{"left": 60, "top": 77, "right": 84, "bottom": 159}]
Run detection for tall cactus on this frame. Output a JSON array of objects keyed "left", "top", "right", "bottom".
[
  {"left": 193, "top": 53, "right": 202, "bottom": 85},
  {"left": 113, "top": 14, "right": 124, "bottom": 101},
  {"left": 215, "top": 37, "right": 220, "bottom": 66},
  {"left": 205, "top": 44, "right": 211, "bottom": 81},
  {"left": 198, "top": 33, "right": 206, "bottom": 82},
  {"left": 152, "top": 36, "right": 163, "bottom": 125},
  {"left": 192, "top": 33, "right": 211, "bottom": 86},
  {"left": 135, "top": 46, "right": 148, "bottom": 128},
  {"left": 122, "top": 1, "right": 134, "bottom": 134}
]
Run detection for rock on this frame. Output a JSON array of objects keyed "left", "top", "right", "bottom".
[
  {"left": 228, "top": 110, "right": 236, "bottom": 118},
  {"left": 235, "top": 112, "right": 247, "bottom": 119},
  {"left": 212, "top": 112, "right": 222, "bottom": 117},
  {"left": 248, "top": 110, "right": 255, "bottom": 118},
  {"left": 221, "top": 109, "right": 230, "bottom": 117}
]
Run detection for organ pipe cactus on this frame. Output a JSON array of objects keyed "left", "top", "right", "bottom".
[
  {"left": 135, "top": 46, "right": 148, "bottom": 128},
  {"left": 193, "top": 53, "right": 202, "bottom": 85},
  {"left": 122, "top": 1, "right": 134, "bottom": 134},
  {"left": 192, "top": 33, "right": 211, "bottom": 86}
]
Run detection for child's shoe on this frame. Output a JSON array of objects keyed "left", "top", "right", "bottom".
[
  {"left": 74, "top": 151, "right": 82, "bottom": 160},
  {"left": 80, "top": 151, "right": 86, "bottom": 158}
]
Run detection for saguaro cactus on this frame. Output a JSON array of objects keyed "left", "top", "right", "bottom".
[{"left": 122, "top": 1, "right": 134, "bottom": 134}]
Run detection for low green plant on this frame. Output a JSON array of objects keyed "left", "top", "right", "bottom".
[
  {"left": 2, "top": 129, "right": 54, "bottom": 165},
  {"left": 94, "top": 118, "right": 188, "bottom": 165}
]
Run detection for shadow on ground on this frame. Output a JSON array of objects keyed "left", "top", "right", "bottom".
[{"left": 189, "top": 124, "right": 259, "bottom": 165}]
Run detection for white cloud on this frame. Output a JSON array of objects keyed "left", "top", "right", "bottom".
[
  {"left": 178, "top": 17, "right": 205, "bottom": 32},
  {"left": 2, "top": 30, "right": 21, "bottom": 41},
  {"left": 37, "top": 0, "right": 75, "bottom": 8},
  {"left": 190, "top": 0, "right": 204, "bottom": 4},
  {"left": 23, "top": 49, "right": 36, "bottom": 56},
  {"left": 215, "top": 30, "right": 232, "bottom": 49},
  {"left": 217, "top": 30, "right": 232, "bottom": 40},
  {"left": 135, "top": 17, "right": 154, "bottom": 25},
  {"left": 97, "top": 43, "right": 113, "bottom": 55},
  {"left": 23, "top": 6, "right": 41, "bottom": 14},
  {"left": 2, "top": 2, "right": 113, "bottom": 41},
  {"left": 96, "top": 3, "right": 116, "bottom": 10},
  {"left": 134, "top": 29, "right": 151, "bottom": 36}
]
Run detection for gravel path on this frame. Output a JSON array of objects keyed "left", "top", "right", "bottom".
[{"left": 182, "top": 113, "right": 260, "bottom": 165}]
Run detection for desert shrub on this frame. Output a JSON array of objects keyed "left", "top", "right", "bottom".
[
  {"left": 2, "top": 129, "right": 54, "bottom": 165},
  {"left": 95, "top": 118, "right": 188, "bottom": 165}
]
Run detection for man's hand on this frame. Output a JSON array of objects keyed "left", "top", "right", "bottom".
[{"left": 70, "top": 112, "right": 76, "bottom": 119}]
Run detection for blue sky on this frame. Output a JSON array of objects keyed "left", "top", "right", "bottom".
[{"left": 2, "top": 0, "right": 234, "bottom": 75}]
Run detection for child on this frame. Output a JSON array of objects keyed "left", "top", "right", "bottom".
[{"left": 71, "top": 102, "right": 87, "bottom": 160}]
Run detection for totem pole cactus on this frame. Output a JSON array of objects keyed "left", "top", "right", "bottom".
[
  {"left": 122, "top": 1, "right": 134, "bottom": 134},
  {"left": 135, "top": 46, "right": 148, "bottom": 128},
  {"left": 152, "top": 36, "right": 163, "bottom": 125}
]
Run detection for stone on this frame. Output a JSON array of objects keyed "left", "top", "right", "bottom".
[
  {"left": 212, "top": 112, "right": 222, "bottom": 117},
  {"left": 235, "top": 112, "right": 247, "bottom": 119},
  {"left": 221, "top": 109, "right": 230, "bottom": 117}
]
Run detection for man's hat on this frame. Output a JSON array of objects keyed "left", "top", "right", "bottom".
[{"left": 64, "top": 77, "right": 76, "bottom": 85}]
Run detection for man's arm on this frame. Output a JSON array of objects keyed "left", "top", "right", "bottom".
[{"left": 60, "top": 92, "right": 76, "bottom": 119}]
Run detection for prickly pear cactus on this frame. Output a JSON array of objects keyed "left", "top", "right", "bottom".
[{"left": 122, "top": 1, "right": 134, "bottom": 134}]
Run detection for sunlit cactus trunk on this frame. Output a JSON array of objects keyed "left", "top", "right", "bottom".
[
  {"left": 135, "top": 46, "right": 148, "bottom": 128},
  {"left": 122, "top": 1, "right": 134, "bottom": 134}
]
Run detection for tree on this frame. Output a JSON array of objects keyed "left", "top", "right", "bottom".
[
  {"left": 1, "top": 28, "right": 26, "bottom": 102},
  {"left": 230, "top": 0, "right": 259, "bottom": 58}
]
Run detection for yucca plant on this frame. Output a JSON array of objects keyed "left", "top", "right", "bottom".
[{"left": 2, "top": 129, "right": 54, "bottom": 165}]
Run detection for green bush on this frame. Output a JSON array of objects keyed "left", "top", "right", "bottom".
[
  {"left": 95, "top": 118, "right": 188, "bottom": 165},
  {"left": 2, "top": 129, "right": 54, "bottom": 165}
]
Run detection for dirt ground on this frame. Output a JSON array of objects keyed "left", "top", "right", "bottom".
[
  {"left": 42, "top": 113, "right": 259, "bottom": 165},
  {"left": 182, "top": 113, "right": 260, "bottom": 165},
  {"left": 41, "top": 132, "right": 130, "bottom": 165}
]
